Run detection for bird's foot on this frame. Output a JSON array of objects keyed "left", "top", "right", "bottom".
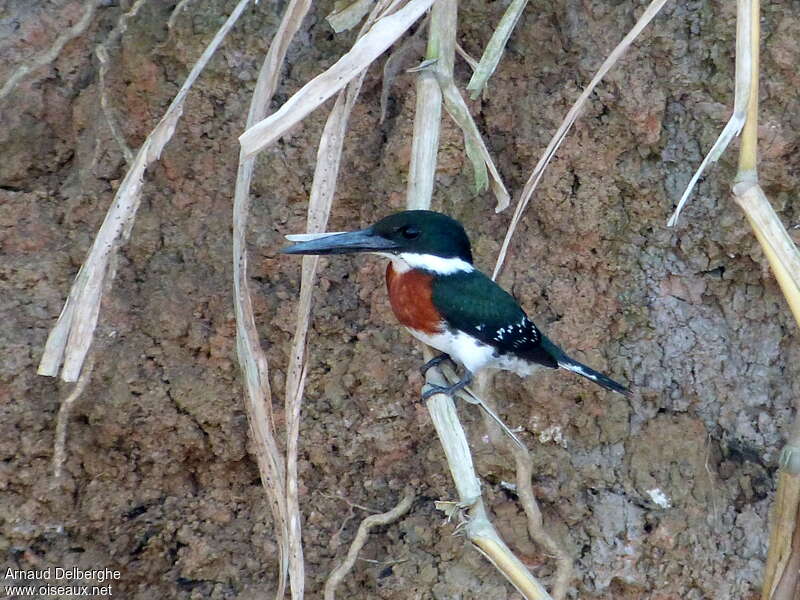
[
  {"left": 421, "top": 372, "right": 472, "bottom": 400},
  {"left": 419, "top": 353, "right": 452, "bottom": 377}
]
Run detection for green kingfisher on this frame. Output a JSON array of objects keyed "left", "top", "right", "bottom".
[{"left": 282, "top": 210, "right": 631, "bottom": 400}]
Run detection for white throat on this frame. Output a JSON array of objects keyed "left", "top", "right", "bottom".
[{"left": 379, "top": 252, "right": 474, "bottom": 275}]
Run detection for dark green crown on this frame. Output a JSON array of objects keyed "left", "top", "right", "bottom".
[{"left": 371, "top": 211, "right": 473, "bottom": 263}]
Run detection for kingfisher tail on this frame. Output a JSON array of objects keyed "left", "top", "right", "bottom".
[{"left": 557, "top": 355, "right": 632, "bottom": 398}]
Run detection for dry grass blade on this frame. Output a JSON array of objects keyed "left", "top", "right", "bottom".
[
  {"left": 465, "top": 0, "right": 529, "bottom": 99},
  {"left": 0, "top": 0, "right": 98, "bottom": 102},
  {"left": 239, "top": 0, "right": 436, "bottom": 158},
  {"left": 437, "top": 77, "right": 509, "bottom": 210},
  {"left": 492, "top": 0, "right": 669, "bottom": 280},
  {"left": 38, "top": 0, "right": 252, "bottom": 382},
  {"left": 323, "top": 489, "right": 415, "bottom": 600},
  {"left": 283, "top": 86, "right": 361, "bottom": 600},
  {"left": 232, "top": 0, "right": 313, "bottom": 597},
  {"left": 667, "top": 0, "right": 752, "bottom": 226}
]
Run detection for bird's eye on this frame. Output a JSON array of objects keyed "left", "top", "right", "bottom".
[{"left": 400, "top": 225, "right": 420, "bottom": 239}]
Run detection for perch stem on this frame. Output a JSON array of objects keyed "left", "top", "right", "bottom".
[{"left": 725, "top": 2, "right": 800, "bottom": 598}]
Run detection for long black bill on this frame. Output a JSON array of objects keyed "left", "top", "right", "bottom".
[{"left": 281, "top": 228, "right": 400, "bottom": 255}]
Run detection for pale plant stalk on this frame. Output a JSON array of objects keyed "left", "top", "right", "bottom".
[
  {"left": 667, "top": 0, "right": 753, "bottom": 226},
  {"left": 405, "top": 2, "right": 552, "bottom": 597},
  {"left": 407, "top": 69, "right": 442, "bottom": 206},
  {"left": 239, "top": 0, "right": 438, "bottom": 158},
  {"left": 233, "top": 0, "right": 314, "bottom": 597},
  {"left": 282, "top": 2, "right": 400, "bottom": 595},
  {"left": 492, "top": 0, "right": 669, "bottom": 280},
  {"left": 38, "top": 0, "right": 253, "bottom": 383},
  {"left": 723, "top": 2, "right": 800, "bottom": 599}
]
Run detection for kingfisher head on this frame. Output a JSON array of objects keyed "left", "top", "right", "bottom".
[{"left": 281, "top": 210, "right": 474, "bottom": 273}]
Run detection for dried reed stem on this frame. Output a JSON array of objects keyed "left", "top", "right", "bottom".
[
  {"left": 323, "top": 489, "right": 415, "bottom": 600},
  {"left": 39, "top": 0, "right": 252, "bottom": 383},
  {"left": 714, "top": 1, "right": 800, "bottom": 597},
  {"left": 239, "top": 0, "right": 437, "bottom": 158},
  {"left": 233, "top": 0, "right": 313, "bottom": 597},
  {"left": 282, "top": 2, "right": 398, "bottom": 595},
  {"left": 492, "top": 0, "right": 669, "bottom": 280},
  {"left": 667, "top": 0, "right": 753, "bottom": 226}
]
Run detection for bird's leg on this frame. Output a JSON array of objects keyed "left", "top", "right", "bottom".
[
  {"left": 421, "top": 369, "right": 473, "bottom": 401},
  {"left": 419, "top": 353, "right": 452, "bottom": 377}
]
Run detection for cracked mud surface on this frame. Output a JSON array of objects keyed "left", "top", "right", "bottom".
[{"left": 1, "top": 0, "right": 798, "bottom": 598}]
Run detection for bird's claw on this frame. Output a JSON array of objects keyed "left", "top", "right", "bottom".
[
  {"left": 421, "top": 377, "right": 471, "bottom": 400},
  {"left": 419, "top": 353, "right": 451, "bottom": 377}
]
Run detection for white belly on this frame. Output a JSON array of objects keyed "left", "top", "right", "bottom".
[
  {"left": 406, "top": 327, "right": 543, "bottom": 377},
  {"left": 406, "top": 327, "right": 496, "bottom": 373}
]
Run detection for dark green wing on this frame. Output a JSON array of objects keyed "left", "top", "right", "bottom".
[{"left": 431, "top": 269, "right": 558, "bottom": 369}]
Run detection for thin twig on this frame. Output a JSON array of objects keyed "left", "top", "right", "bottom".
[
  {"left": 473, "top": 374, "right": 573, "bottom": 599},
  {"left": 425, "top": 358, "right": 553, "bottom": 600},
  {"left": 455, "top": 43, "right": 479, "bottom": 72},
  {"left": 492, "top": 0, "right": 669, "bottom": 280},
  {"left": 323, "top": 489, "right": 415, "bottom": 600},
  {"left": 167, "top": 0, "right": 195, "bottom": 30}
]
